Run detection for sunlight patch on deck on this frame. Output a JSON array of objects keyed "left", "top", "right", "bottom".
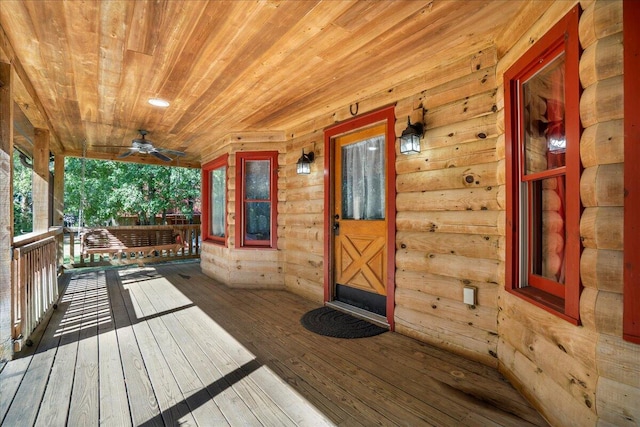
[
  {"left": 54, "top": 271, "right": 112, "bottom": 337},
  {"left": 115, "top": 266, "right": 333, "bottom": 426}
]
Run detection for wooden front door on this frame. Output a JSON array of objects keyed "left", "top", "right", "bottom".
[{"left": 333, "top": 123, "right": 388, "bottom": 316}]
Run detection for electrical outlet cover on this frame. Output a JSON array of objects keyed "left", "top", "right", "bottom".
[{"left": 463, "top": 286, "right": 476, "bottom": 305}]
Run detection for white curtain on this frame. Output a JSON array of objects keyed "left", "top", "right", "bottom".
[{"left": 341, "top": 135, "right": 385, "bottom": 220}]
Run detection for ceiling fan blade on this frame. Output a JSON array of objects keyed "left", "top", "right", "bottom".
[
  {"left": 117, "top": 150, "right": 134, "bottom": 158},
  {"left": 151, "top": 151, "right": 172, "bottom": 162},
  {"left": 92, "top": 144, "right": 132, "bottom": 148},
  {"left": 157, "top": 148, "right": 186, "bottom": 157}
]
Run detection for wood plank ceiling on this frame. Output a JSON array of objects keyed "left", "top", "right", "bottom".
[{"left": 0, "top": 0, "right": 524, "bottom": 167}]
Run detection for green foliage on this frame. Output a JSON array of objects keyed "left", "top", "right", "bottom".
[
  {"left": 13, "top": 150, "right": 33, "bottom": 236},
  {"left": 11, "top": 153, "right": 201, "bottom": 232},
  {"left": 64, "top": 158, "right": 200, "bottom": 226}
]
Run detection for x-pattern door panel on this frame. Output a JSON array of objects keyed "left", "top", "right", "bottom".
[{"left": 336, "top": 221, "right": 386, "bottom": 295}]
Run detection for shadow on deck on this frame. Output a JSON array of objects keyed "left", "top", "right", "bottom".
[{"left": 0, "top": 261, "right": 548, "bottom": 426}]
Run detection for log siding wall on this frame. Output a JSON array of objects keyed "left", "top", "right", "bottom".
[
  {"left": 495, "top": 1, "right": 638, "bottom": 426},
  {"left": 392, "top": 52, "right": 502, "bottom": 367},
  {"left": 200, "top": 1, "right": 638, "bottom": 425},
  {"left": 282, "top": 135, "right": 326, "bottom": 302}
]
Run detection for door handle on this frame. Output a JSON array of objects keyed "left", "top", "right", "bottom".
[{"left": 333, "top": 222, "right": 340, "bottom": 235}]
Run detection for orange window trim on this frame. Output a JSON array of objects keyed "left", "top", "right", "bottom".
[{"left": 504, "top": 6, "right": 581, "bottom": 324}]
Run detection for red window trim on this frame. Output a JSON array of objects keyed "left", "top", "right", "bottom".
[
  {"left": 504, "top": 6, "right": 581, "bottom": 324},
  {"left": 522, "top": 166, "right": 567, "bottom": 182},
  {"left": 235, "top": 151, "right": 279, "bottom": 249},
  {"left": 202, "top": 154, "right": 228, "bottom": 246},
  {"left": 624, "top": 1, "right": 640, "bottom": 344}
]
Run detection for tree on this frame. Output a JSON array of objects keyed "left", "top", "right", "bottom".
[
  {"left": 63, "top": 158, "right": 200, "bottom": 226},
  {"left": 13, "top": 150, "right": 33, "bottom": 235}
]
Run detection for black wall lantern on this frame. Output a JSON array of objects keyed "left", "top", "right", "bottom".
[
  {"left": 399, "top": 116, "right": 423, "bottom": 155},
  {"left": 296, "top": 149, "right": 315, "bottom": 174}
]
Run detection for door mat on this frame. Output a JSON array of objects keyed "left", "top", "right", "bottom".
[{"left": 300, "top": 306, "right": 387, "bottom": 339}]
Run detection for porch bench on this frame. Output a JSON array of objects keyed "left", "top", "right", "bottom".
[{"left": 81, "top": 228, "right": 186, "bottom": 260}]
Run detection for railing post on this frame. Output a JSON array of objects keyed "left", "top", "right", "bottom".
[
  {"left": 69, "top": 229, "right": 75, "bottom": 263},
  {"left": 53, "top": 154, "right": 65, "bottom": 270},
  {"left": 56, "top": 231, "right": 64, "bottom": 271},
  {"left": 11, "top": 248, "right": 22, "bottom": 352},
  {"left": 0, "top": 61, "right": 15, "bottom": 362},
  {"left": 195, "top": 226, "right": 201, "bottom": 254}
]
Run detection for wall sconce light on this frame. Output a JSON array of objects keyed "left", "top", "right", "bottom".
[
  {"left": 296, "top": 149, "right": 315, "bottom": 174},
  {"left": 399, "top": 116, "right": 423, "bottom": 155}
]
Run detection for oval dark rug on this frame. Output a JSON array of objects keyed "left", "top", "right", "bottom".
[{"left": 300, "top": 306, "right": 388, "bottom": 339}]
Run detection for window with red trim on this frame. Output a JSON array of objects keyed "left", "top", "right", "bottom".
[
  {"left": 504, "top": 6, "right": 581, "bottom": 324},
  {"left": 202, "top": 154, "right": 228, "bottom": 245},
  {"left": 235, "top": 151, "right": 278, "bottom": 249}
]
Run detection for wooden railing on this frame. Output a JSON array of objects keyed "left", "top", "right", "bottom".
[
  {"left": 12, "top": 227, "right": 63, "bottom": 352},
  {"left": 66, "top": 224, "right": 201, "bottom": 267}
]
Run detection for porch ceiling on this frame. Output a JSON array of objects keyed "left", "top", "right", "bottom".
[{"left": 0, "top": 0, "right": 524, "bottom": 167}]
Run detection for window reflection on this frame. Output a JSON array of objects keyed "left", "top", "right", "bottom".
[
  {"left": 530, "top": 177, "right": 566, "bottom": 284},
  {"left": 245, "top": 160, "right": 270, "bottom": 200},
  {"left": 523, "top": 52, "right": 566, "bottom": 174},
  {"left": 244, "top": 159, "right": 271, "bottom": 242}
]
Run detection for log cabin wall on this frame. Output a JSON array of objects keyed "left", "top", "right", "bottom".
[
  {"left": 495, "top": 0, "right": 638, "bottom": 425},
  {"left": 282, "top": 49, "right": 503, "bottom": 365},
  {"left": 201, "top": 140, "right": 286, "bottom": 289},
  {"left": 392, "top": 50, "right": 502, "bottom": 367},
  {"left": 283, "top": 134, "right": 326, "bottom": 303},
  {"left": 283, "top": 47, "right": 504, "bottom": 366},
  {"left": 199, "top": 1, "right": 638, "bottom": 424}
]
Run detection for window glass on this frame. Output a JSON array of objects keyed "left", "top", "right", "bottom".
[
  {"left": 202, "top": 155, "right": 228, "bottom": 245},
  {"left": 523, "top": 53, "right": 566, "bottom": 175},
  {"left": 245, "top": 160, "right": 270, "bottom": 200},
  {"left": 341, "top": 135, "right": 385, "bottom": 220},
  {"left": 209, "top": 167, "right": 226, "bottom": 238},
  {"left": 529, "top": 177, "right": 566, "bottom": 284},
  {"left": 245, "top": 201, "right": 271, "bottom": 241}
]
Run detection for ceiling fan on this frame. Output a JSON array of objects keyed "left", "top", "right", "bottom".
[{"left": 98, "top": 130, "right": 186, "bottom": 162}]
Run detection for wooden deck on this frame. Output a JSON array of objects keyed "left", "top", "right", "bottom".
[{"left": 0, "top": 261, "right": 548, "bottom": 426}]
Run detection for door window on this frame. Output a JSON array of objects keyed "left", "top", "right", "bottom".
[{"left": 341, "top": 136, "right": 385, "bottom": 220}]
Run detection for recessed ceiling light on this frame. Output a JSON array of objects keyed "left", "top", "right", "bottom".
[{"left": 148, "top": 98, "right": 170, "bottom": 107}]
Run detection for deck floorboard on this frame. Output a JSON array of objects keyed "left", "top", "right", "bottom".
[{"left": 0, "top": 261, "right": 548, "bottom": 426}]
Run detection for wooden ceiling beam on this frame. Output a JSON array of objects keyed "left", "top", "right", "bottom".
[
  {"left": 64, "top": 148, "right": 200, "bottom": 169},
  {"left": 0, "top": 24, "right": 62, "bottom": 153}
]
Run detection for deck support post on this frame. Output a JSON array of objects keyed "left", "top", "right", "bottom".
[
  {"left": 53, "top": 153, "right": 65, "bottom": 267},
  {"left": 33, "top": 128, "right": 50, "bottom": 232},
  {"left": 0, "top": 61, "right": 14, "bottom": 362}
]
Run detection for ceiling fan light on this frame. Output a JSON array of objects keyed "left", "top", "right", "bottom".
[{"left": 148, "top": 98, "right": 170, "bottom": 108}]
